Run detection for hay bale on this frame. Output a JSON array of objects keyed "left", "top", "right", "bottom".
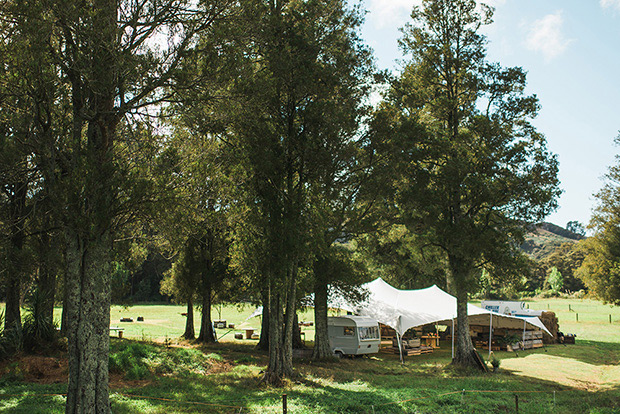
[{"left": 540, "top": 311, "right": 559, "bottom": 344}]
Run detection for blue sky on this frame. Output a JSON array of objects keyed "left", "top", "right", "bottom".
[{"left": 359, "top": 0, "right": 620, "bottom": 230}]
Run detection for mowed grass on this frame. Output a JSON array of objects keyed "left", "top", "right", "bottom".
[{"left": 1, "top": 297, "right": 620, "bottom": 413}]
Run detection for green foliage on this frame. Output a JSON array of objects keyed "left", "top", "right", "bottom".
[
  {"left": 22, "top": 291, "right": 58, "bottom": 352},
  {"left": 547, "top": 266, "right": 564, "bottom": 293},
  {"left": 109, "top": 340, "right": 218, "bottom": 380},
  {"left": 578, "top": 237, "right": 620, "bottom": 305},
  {"left": 490, "top": 355, "right": 501, "bottom": 369},
  {"left": 109, "top": 342, "right": 155, "bottom": 380},
  {"left": 566, "top": 220, "right": 586, "bottom": 236},
  {"left": 371, "top": 0, "right": 560, "bottom": 292},
  {"left": 358, "top": 225, "right": 447, "bottom": 290},
  {"left": 577, "top": 138, "right": 620, "bottom": 305}
]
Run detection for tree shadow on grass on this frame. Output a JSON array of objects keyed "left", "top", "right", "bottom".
[
  {"left": 5, "top": 339, "right": 620, "bottom": 414},
  {"left": 109, "top": 369, "right": 406, "bottom": 414},
  {"left": 498, "top": 340, "right": 620, "bottom": 367}
]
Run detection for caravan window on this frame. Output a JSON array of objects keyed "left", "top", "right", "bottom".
[
  {"left": 343, "top": 327, "right": 355, "bottom": 336},
  {"left": 358, "top": 326, "right": 379, "bottom": 340}
]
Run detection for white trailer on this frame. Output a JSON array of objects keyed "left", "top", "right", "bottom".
[
  {"left": 480, "top": 300, "right": 543, "bottom": 317},
  {"left": 328, "top": 316, "right": 381, "bottom": 357}
]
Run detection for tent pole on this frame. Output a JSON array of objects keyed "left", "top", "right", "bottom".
[
  {"left": 451, "top": 318, "right": 455, "bottom": 360},
  {"left": 488, "top": 312, "right": 493, "bottom": 360},
  {"left": 396, "top": 331, "right": 403, "bottom": 364},
  {"left": 522, "top": 319, "right": 526, "bottom": 349}
]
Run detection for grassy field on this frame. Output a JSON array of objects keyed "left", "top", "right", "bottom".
[{"left": 1, "top": 297, "right": 620, "bottom": 413}]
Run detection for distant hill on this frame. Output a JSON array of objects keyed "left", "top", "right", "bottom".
[{"left": 521, "top": 222, "right": 585, "bottom": 261}]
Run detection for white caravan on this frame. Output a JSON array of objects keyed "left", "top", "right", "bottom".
[{"left": 328, "top": 316, "right": 381, "bottom": 357}]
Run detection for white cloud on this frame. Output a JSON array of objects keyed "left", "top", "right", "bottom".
[
  {"left": 366, "top": 0, "right": 421, "bottom": 29},
  {"left": 524, "top": 12, "right": 573, "bottom": 62},
  {"left": 600, "top": 0, "right": 620, "bottom": 12},
  {"left": 366, "top": 0, "right": 504, "bottom": 30}
]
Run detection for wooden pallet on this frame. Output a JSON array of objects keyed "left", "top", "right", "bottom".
[{"left": 392, "top": 346, "right": 433, "bottom": 356}]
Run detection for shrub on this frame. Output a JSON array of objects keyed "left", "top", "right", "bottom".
[
  {"left": 490, "top": 355, "right": 501, "bottom": 371},
  {"left": 22, "top": 291, "right": 58, "bottom": 352},
  {"left": 109, "top": 342, "right": 156, "bottom": 380}
]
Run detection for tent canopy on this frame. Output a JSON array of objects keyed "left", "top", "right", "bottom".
[{"left": 329, "top": 278, "right": 551, "bottom": 336}]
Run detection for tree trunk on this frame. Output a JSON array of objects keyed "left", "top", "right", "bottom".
[
  {"left": 292, "top": 313, "right": 304, "bottom": 349},
  {"left": 38, "top": 229, "right": 56, "bottom": 328},
  {"left": 449, "top": 255, "right": 477, "bottom": 368},
  {"left": 257, "top": 289, "right": 269, "bottom": 350},
  {"left": 312, "top": 272, "right": 332, "bottom": 359},
  {"left": 4, "top": 179, "right": 28, "bottom": 334},
  {"left": 197, "top": 284, "right": 215, "bottom": 343},
  {"left": 281, "top": 265, "right": 296, "bottom": 374},
  {"left": 263, "top": 262, "right": 296, "bottom": 383},
  {"left": 183, "top": 299, "right": 195, "bottom": 340},
  {"left": 264, "top": 280, "right": 284, "bottom": 385},
  {"left": 60, "top": 268, "right": 69, "bottom": 337},
  {"left": 64, "top": 233, "right": 111, "bottom": 414},
  {"left": 4, "top": 275, "right": 22, "bottom": 333}
]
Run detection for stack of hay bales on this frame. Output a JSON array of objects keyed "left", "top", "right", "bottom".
[{"left": 540, "top": 311, "right": 559, "bottom": 344}]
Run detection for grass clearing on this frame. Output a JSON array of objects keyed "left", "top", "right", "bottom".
[{"left": 1, "top": 297, "right": 620, "bottom": 413}]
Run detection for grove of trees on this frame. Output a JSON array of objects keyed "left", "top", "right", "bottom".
[{"left": 7, "top": 0, "right": 607, "bottom": 412}]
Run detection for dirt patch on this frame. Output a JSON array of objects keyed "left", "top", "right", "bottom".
[
  {"left": 207, "top": 360, "right": 233, "bottom": 375},
  {"left": 3, "top": 355, "right": 69, "bottom": 384}
]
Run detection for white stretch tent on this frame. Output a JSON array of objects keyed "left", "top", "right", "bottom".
[
  {"left": 329, "top": 278, "right": 550, "bottom": 361},
  {"left": 331, "top": 278, "right": 550, "bottom": 335}
]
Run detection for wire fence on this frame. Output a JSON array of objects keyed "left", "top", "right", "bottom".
[{"left": 0, "top": 388, "right": 567, "bottom": 413}]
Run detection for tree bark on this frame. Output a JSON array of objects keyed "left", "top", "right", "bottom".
[
  {"left": 292, "top": 313, "right": 304, "bottom": 349},
  {"left": 257, "top": 288, "right": 269, "bottom": 350},
  {"left": 312, "top": 271, "right": 333, "bottom": 359},
  {"left": 38, "top": 229, "right": 56, "bottom": 328},
  {"left": 4, "top": 275, "right": 22, "bottom": 334},
  {"left": 183, "top": 299, "right": 195, "bottom": 340},
  {"left": 197, "top": 283, "right": 216, "bottom": 343},
  {"left": 264, "top": 280, "right": 284, "bottom": 385},
  {"left": 4, "top": 179, "right": 28, "bottom": 334},
  {"left": 449, "top": 255, "right": 477, "bottom": 368},
  {"left": 60, "top": 269, "right": 69, "bottom": 337},
  {"left": 64, "top": 233, "right": 111, "bottom": 414}
]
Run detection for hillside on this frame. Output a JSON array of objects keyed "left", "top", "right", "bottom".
[{"left": 521, "top": 222, "right": 585, "bottom": 261}]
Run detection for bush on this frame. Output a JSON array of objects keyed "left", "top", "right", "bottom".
[
  {"left": 490, "top": 355, "right": 501, "bottom": 371},
  {"left": 22, "top": 291, "right": 58, "bottom": 352},
  {"left": 109, "top": 342, "right": 156, "bottom": 380}
]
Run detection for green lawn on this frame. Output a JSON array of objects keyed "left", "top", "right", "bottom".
[{"left": 1, "top": 297, "right": 620, "bottom": 413}]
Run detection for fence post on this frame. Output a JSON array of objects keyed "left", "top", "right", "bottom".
[
  {"left": 283, "top": 394, "right": 287, "bottom": 414},
  {"left": 576, "top": 313, "right": 578, "bottom": 322},
  {"left": 515, "top": 394, "right": 519, "bottom": 413},
  {"left": 610, "top": 314, "right": 612, "bottom": 324}
]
